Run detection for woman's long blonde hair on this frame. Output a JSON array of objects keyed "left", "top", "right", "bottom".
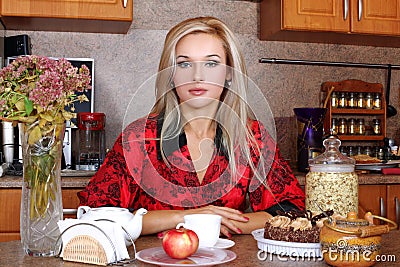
[{"left": 151, "top": 16, "right": 265, "bottom": 180}]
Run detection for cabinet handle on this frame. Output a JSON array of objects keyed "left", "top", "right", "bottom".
[
  {"left": 123, "top": 0, "right": 128, "bottom": 8},
  {"left": 63, "top": 208, "right": 77, "bottom": 215},
  {"left": 358, "top": 0, "right": 363, "bottom": 21},
  {"left": 380, "top": 197, "right": 386, "bottom": 220},
  {"left": 344, "top": 0, "right": 349, "bottom": 20},
  {"left": 396, "top": 197, "right": 399, "bottom": 229}
]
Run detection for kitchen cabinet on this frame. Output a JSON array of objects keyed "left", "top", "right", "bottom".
[
  {"left": 260, "top": 0, "right": 400, "bottom": 47},
  {"left": 321, "top": 79, "right": 386, "bottom": 150},
  {"left": 359, "top": 184, "right": 400, "bottom": 228},
  {"left": 0, "top": 188, "right": 81, "bottom": 242},
  {"left": 0, "top": 0, "right": 133, "bottom": 34}
]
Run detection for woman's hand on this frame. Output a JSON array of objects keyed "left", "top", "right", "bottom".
[{"left": 183, "top": 205, "right": 249, "bottom": 237}]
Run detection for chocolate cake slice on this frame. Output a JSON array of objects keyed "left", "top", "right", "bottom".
[{"left": 263, "top": 210, "right": 333, "bottom": 243}]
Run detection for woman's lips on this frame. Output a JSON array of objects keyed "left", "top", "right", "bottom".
[{"left": 189, "top": 88, "right": 207, "bottom": 96}]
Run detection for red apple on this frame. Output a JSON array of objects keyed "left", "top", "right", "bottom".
[{"left": 162, "top": 228, "right": 199, "bottom": 259}]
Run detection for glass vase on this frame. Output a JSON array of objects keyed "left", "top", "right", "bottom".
[{"left": 19, "top": 122, "right": 65, "bottom": 256}]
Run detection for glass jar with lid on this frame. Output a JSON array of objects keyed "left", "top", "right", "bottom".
[
  {"left": 365, "top": 93, "right": 373, "bottom": 109},
  {"left": 331, "top": 92, "right": 338, "bottom": 108},
  {"left": 357, "top": 92, "right": 364, "bottom": 108},
  {"left": 305, "top": 135, "right": 358, "bottom": 217},
  {"left": 372, "top": 119, "right": 381, "bottom": 135},
  {"left": 347, "top": 92, "right": 357, "bottom": 108},
  {"left": 373, "top": 93, "right": 382, "bottom": 109},
  {"left": 356, "top": 118, "right": 365, "bottom": 135},
  {"left": 338, "top": 92, "right": 347, "bottom": 108},
  {"left": 338, "top": 118, "right": 347, "bottom": 135},
  {"left": 331, "top": 118, "right": 339, "bottom": 135},
  {"left": 348, "top": 118, "right": 356, "bottom": 135}
]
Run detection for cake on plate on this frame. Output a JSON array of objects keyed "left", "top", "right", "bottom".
[{"left": 263, "top": 210, "right": 334, "bottom": 243}]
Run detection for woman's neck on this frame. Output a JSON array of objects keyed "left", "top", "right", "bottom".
[{"left": 184, "top": 118, "right": 216, "bottom": 139}]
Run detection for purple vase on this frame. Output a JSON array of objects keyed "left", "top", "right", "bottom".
[{"left": 293, "top": 108, "right": 327, "bottom": 172}]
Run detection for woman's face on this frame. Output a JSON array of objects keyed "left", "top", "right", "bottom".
[{"left": 173, "top": 33, "right": 229, "bottom": 110}]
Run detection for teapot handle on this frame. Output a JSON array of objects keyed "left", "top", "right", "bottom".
[
  {"left": 77, "top": 206, "right": 91, "bottom": 219},
  {"left": 323, "top": 214, "right": 398, "bottom": 237}
]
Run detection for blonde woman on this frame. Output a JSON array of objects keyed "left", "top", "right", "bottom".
[{"left": 78, "top": 17, "right": 305, "bottom": 237}]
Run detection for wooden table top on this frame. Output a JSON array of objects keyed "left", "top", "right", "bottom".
[{"left": 0, "top": 230, "right": 399, "bottom": 266}]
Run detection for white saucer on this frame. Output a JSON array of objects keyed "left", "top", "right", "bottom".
[
  {"left": 213, "top": 238, "right": 235, "bottom": 249},
  {"left": 136, "top": 247, "right": 236, "bottom": 267}
]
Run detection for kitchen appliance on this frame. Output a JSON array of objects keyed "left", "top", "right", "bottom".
[
  {"left": 1, "top": 121, "right": 15, "bottom": 164},
  {"left": 5, "top": 34, "right": 31, "bottom": 58},
  {"left": 73, "top": 112, "right": 106, "bottom": 171},
  {"left": 293, "top": 107, "right": 327, "bottom": 172},
  {"left": 1, "top": 34, "right": 30, "bottom": 170}
]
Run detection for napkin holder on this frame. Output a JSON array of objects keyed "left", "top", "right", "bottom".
[
  {"left": 56, "top": 220, "right": 136, "bottom": 266},
  {"left": 63, "top": 235, "right": 108, "bottom": 266}
]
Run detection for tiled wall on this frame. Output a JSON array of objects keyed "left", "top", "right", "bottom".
[{"left": 6, "top": 0, "right": 400, "bottom": 166}]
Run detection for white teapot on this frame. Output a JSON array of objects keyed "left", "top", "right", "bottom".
[{"left": 77, "top": 206, "right": 147, "bottom": 246}]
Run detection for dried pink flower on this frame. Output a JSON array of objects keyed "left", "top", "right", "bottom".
[{"left": 0, "top": 55, "right": 91, "bottom": 123}]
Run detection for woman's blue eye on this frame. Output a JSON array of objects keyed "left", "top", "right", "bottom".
[
  {"left": 205, "top": 61, "right": 218, "bottom": 67},
  {"left": 177, "top": 62, "right": 191, "bottom": 68}
]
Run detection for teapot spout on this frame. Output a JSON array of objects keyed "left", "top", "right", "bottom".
[{"left": 135, "top": 208, "right": 148, "bottom": 217}]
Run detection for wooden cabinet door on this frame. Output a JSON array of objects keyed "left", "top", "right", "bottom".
[
  {"left": 358, "top": 185, "right": 386, "bottom": 219},
  {"left": 62, "top": 188, "right": 81, "bottom": 219},
  {"left": 0, "top": 188, "right": 82, "bottom": 242},
  {"left": 351, "top": 0, "right": 400, "bottom": 35},
  {"left": 282, "top": 0, "right": 349, "bottom": 32},
  {"left": 0, "top": 189, "right": 22, "bottom": 242},
  {"left": 386, "top": 184, "right": 400, "bottom": 229},
  {"left": 1, "top": 0, "right": 132, "bottom": 21},
  {"left": 0, "top": 0, "right": 133, "bottom": 33}
]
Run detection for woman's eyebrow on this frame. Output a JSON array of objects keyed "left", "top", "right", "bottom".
[{"left": 176, "top": 54, "right": 222, "bottom": 60}]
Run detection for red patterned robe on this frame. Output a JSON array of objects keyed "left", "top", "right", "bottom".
[{"left": 78, "top": 114, "right": 305, "bottom": 213}]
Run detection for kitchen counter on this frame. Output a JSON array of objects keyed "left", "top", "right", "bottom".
[
  {"left": 0, "top": 230, "right": 399, "bottom": 266},
  {"left": 1, "top": 171, "right": 399, "bottom": 188},
  {"left": 0, "top": 170, "right": 95, "bottom": 188}
]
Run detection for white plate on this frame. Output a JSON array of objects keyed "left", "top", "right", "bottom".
[
  {"left": 136, "top": 247, "right": 236, "bottom": 267},
  {"left": 213, "top": 238, "right": 235, "bottom": 249},
  {"left": 251, "top": 229, "right": 321, "bottom": 258}
]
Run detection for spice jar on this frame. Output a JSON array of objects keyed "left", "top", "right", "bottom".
[
  {"left": 338, "top": 118, "right": 347, "bottom": 135},
  {"left": 338, "top": 92, "right": 347, "bottom": 108},
  {"left": 372, "top": 119, "right": 381, "bottom": 135},
  {"left": 347, "top": 92, "right": 357, "bottom": 108},
  {"left": 331, "top": 118, "right": 339, "bottom": 135},
  {"left": 320, "top": 212, "right": 398, "bottom": 267},
  {"left": 365, "top": 92, "right": 373, "bottom": 109},
  {"left": 331, "top": 92, "right": 338, "bottom": 108},
  {"left": 347, "top": 146, "right": 355, "bottom": 157},
  {"left": 364, "top": 146, "right": 372, "bottom": 156},
  {"left": 305, "top": 135, "right": 358, "bottom": 217},
  {"left": 356, "top": 146, "right": 363, "bottom": 155},
  {"left": 356, "top": 118, "right": 365, "bottom": 135},
  {"left": 357, "top": 92, "right": 364, "bottom": 108},
  {"left": 373, "top": 93, "right": 382, "bottom": 109},
  {"left": 348, "top": 118, "right": 356, "bottom": 135}
]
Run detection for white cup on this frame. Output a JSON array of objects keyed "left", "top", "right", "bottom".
[{"left": 176, "top": 214, "right": 222, "bottom": 247}]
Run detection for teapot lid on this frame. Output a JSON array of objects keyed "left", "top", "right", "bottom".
[{"left": 309, "top": 135, "right": 355, "bottom": 172}]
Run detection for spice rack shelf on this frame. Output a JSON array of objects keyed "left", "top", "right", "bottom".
[{"left": 321, "top": 79, "right": 386, "bottom": 146}]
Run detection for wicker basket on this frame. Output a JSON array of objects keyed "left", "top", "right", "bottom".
[{"left": 63, "top": 235, "right": 108, "bottom": 266}]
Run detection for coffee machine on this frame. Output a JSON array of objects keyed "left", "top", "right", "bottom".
[{"left": 72, "top": 112, "right": 106, "bottom": 171}]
